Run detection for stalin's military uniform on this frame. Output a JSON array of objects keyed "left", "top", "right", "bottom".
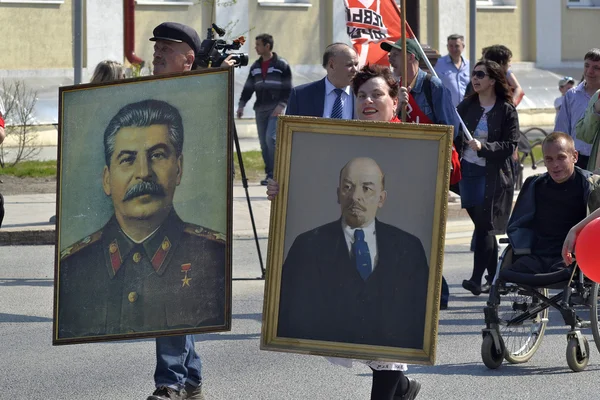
[{"left": 57, "top": 210, "right": 226, "bottom": 339}]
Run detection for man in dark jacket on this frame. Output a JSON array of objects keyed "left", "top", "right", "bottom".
[
  {"left": 503, "top": 132, "right": 600, "bottom": 283},
  {"left": 236, "top": 33, "right": 292, "bottom": 185}
]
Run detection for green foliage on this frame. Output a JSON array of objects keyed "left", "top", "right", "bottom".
[{"left": 0, "top": 160, "right": 56, "bottom": 177}]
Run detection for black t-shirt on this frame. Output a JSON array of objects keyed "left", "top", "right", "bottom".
[{"left": 533, "top": 172, "right": 586, "bottom": 257}]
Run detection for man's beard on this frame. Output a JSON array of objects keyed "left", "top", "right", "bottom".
[{"left": 123, "top": 181, "right": 166, "bottom": 202}]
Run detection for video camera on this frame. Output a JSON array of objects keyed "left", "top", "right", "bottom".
[{"left": 197, "top": 23, "right": 249, "bottom": 68}]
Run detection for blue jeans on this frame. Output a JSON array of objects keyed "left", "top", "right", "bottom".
[
  {"left": 255, "top": 109, "right": 277, "bottom": 178},
  {"left": 154, "top": 335, "right": 201, "bottom": 390},
  {"left": 441, "top": 276, "right": 449, "bottom": 305}
]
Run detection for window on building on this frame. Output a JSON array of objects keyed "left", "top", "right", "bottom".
[
  {"left": 0, "top": 0, "right": 65, "bottom": 4},
  {"left": 135, "top": 0, "right": 193, "bottom": 5},
  {"left": 566, "top": 0, "right": 600, "bottom": 7},
  {"left": 476, "top": 0, "right": 517, "bottom": 8},
  {"left": 258, "top": 0, "right": 312, "bottom": 7}
]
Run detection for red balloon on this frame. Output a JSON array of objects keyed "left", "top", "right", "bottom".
[{"left": 575, "top": 217, "right": 600, "bottom": 283}]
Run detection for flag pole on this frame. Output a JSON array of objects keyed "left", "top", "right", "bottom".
[
  {"left": 409, "top": 34, "right": 473, "bottom": 140},
  {"left": 400, "top": 0, "right": 407, "bottom": 122}
]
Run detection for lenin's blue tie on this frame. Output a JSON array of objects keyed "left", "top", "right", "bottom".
[
  {"left": 353, "top": 229, "right": 372, "bottom": 280},
  {"left": 331, "top": 88, "right": 344, "bottom": 119}
]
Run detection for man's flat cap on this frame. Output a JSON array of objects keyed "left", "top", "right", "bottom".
[{"left": 150, "top": 22, "right": 201, "bottom": 54}]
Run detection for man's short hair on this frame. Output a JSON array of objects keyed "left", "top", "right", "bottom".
[
  {"left": 256, "top": 33, "right": 274, "bottom": 50},
  {"left": 447, "top": 34, "right": 464, "bottom": 42},
  {"left": 322, "top": 43, "right": 353, "bottom": 68},
  {"left": 103, "top": 100, "right": 184, "bottom": 167},
  {"left": 584, "top": 48, "right": 600, "bottom": 62},
  {"left": 482, "top": 45, "right": 513, "bottom": 67},
  {"left": 542, "top": 131, "right": 576, "bottom": 153}
]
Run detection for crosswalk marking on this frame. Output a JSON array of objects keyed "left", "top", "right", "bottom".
[{"left": 443, "top": 219, "right": 507, "bottom": 246}]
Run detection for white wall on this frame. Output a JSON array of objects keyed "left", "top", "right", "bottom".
[
  {"left": 437, "top": 0, "right": 468, "bottom": 59},
  {"left": 86, "top": 0, "right": 124, "bottom": 76},
  {"left": 535, "top": 0, "right": 562, "bottom": 67}
]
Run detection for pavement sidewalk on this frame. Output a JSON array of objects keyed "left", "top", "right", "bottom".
[{"left": 0, "top": 165, "right": 546, "bottom": 245}]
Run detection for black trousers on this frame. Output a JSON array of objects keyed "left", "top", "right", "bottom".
[
  {"left": 466, "top": 205, "right": 498, "bottom": 284},
  {"left": 0, "top": 193, "right": 4, "bottom": 228},
  {"left": 370, "top": 369, "right": 408, "bottom": 400}
]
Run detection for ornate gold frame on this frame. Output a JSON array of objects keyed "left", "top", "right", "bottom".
[
  {"left": 261, "top": 116, "right": 452, "bottom": 365},
  {"left": 53, "top": 68, "right": 233, "bottom": 345}
]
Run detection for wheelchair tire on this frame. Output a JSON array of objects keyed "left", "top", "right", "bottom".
[
  {"left": 588, "top": 282, "right": 600, "bottom": 355},
  {"left": 481, "top": 335, "right": 504, "bottom": 369},
  {"left": 500, "top": 287, "right": 548, "bottom": 364},
  {"left": 566, "top": 336, "right": 590, "bottom": 372}
]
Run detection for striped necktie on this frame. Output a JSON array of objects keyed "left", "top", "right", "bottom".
[
  {"left": 353, "top": 229, "right": 372, "bottom": 280},
  {"left": 331, "top": 88, "right": 344, "bottom": 119}
]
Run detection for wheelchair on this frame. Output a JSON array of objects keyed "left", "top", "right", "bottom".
[{"left": 480, "top": 238, "right": 600, "bottom": 372}]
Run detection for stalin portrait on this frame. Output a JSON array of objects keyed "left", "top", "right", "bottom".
[{"left": 57, "top": 99, "right": 226, "bottom": 339}]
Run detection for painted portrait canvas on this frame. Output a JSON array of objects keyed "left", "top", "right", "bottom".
[
  {"left": 53, "top": 69, "right": 232, "bottom": 345},
  {"left": 261, "top": 116, "right": 452, "bottom": 365}
]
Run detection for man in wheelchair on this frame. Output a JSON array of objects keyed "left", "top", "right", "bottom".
[
  {"left": 502, "top": 132, "right": 600, "bottom": 285},
  {"left": 480, "top": 132, "right": 600, "bottom": 372}
]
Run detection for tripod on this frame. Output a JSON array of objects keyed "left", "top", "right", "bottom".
[{"left": 233, "top": 123, "right": 265, "bottom": 279}]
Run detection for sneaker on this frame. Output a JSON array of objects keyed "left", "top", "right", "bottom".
[
  {"left": 183, "top": 383, "right": 204, "bottom": 400},
  {"left": 147, "top": 386, "right": 186, "bottom": 400},
  {"left": 398, "top": 377, "right": 421, "bottom": 400}
]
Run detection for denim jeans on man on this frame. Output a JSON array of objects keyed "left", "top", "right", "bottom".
[
  {"left": 255, "top": 109, "right": 277, "bottom": 179},
  {"left": 155, "top": 335, "right": 201, "bottom": 389}
]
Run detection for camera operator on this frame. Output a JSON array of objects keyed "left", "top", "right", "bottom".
[{"left": 147, "top": 21, "right": 233, "bottom": 400}]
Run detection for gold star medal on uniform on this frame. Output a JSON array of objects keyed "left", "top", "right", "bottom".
[{"left": 181, "top": 263, "right": 192, "bottom": 287}]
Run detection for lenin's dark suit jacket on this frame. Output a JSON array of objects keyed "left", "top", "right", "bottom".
[
  {"left": 278, "top": 219, "right": 429, "bottom": 349},
  {"left": 57, "top": 210, "right": 226, "bottom": 339},
  {"left": 286, "top": 78, "right": 355, "bottom": 118}
]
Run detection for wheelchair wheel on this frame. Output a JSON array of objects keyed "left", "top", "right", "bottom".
[
  {"left": 499, "top": 286, "right": 548, "bottom": 364},
  {"left": 481, "top": 334, "right": 504, "bottom": 369},
  {"left": 566, "top": 336, "right": 590, "bottom": 372},
  {"left": 589, "top": 282, "right": 600, "bottom": 354}
]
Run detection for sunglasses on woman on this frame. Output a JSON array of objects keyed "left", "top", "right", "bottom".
[{"left": 471, "top": 70, "right": 488, "bottom": 79}]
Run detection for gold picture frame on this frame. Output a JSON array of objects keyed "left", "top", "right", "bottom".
[
  {"left": 53, "top": 68, "right": 233, "bottom": 345},
  {"left": 261, "top": 116, "right": 452, "bottom": 365}
]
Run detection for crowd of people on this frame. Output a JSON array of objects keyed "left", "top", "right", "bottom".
[{"left": 6, "top": 18, "right": 597, "bottom": 400}]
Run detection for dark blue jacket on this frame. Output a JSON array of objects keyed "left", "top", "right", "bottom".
[
  {"left": 286, "top": 78, "right": 355, "bottom": 118},
  {"left": 507, "top": 167, "right": 600, "bottom": 255}
]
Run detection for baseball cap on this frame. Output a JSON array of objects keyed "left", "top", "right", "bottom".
[
  {"left": 559, "top": 76, "right": 575, "bottom": 87},
  {"left": 150, "top": 22, "right": 201, "bottom": 55},
  {"left": 380, "top": 38, "right": 422, "bottom": 61}
]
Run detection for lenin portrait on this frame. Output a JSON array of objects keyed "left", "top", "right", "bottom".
[
  {"left": 278, "top": 157, "right": 429, "bottom": 350},
  {"left": 55, "top": 75, "right": 231, "bottom": 344}
]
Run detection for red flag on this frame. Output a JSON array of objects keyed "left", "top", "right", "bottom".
[{"left": 345, "top": 0, "right": 415, "bottom": 67}]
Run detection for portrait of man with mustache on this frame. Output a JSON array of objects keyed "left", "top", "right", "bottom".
[
  {"left": 57, "top": 99, "right": 226, "bottom": 339},
  {"left": 277, "top": 157, "right": 429, "bottom": 350}
]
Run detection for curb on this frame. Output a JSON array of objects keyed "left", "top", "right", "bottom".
[{"left": 0, "top": 229, "right": 55, "bottom": 246}]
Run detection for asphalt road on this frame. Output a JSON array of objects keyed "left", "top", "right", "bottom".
[{"left": 1, "top": 240, "right": 599, "bottom": 400}]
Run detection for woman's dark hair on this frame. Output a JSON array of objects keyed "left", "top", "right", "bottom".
[
  {"left": 468, "top": 60, "right": 513, "bottom": 105},
  {"left": 481, "top": 45, "right": 512, "bottom": 67},
  {"left": 351, "top": 64, "right": 399, "bottom": 99}
]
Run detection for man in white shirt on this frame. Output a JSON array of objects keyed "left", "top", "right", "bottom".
[{"left": 286, "top": 43, "right": 359, "bottom": 118}]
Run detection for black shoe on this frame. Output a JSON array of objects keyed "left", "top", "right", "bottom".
[
  {"left": 183, "top": 383, "right": 204, "bottom": 400},
  {"left": 440, "top": 302, "right": 448, "bottom": 310},
  {"left": 480, "top": 283, "right": 491, "bottom": 294},
  {"left": 147, "top": 386, "right": 186, "bottom": 400},
  {"left": 397, "top": 377, "right": 421, "bottom": 400},
  {"left": 462, "top": 279, "right": 482, "bottom": 296}
]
